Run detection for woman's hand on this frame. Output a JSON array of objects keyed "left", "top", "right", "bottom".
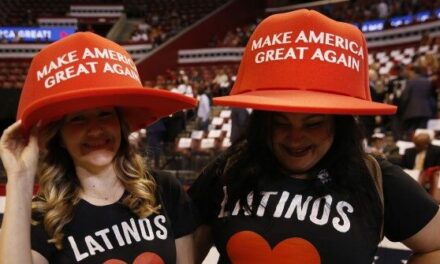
[
  {"left": 0, "top": 120, "right": 45, "bottom": 264},
  {"left": 0, "top": 120, "right": 40, "bottom": 180}
]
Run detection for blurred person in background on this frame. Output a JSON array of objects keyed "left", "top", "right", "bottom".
[
  {"left": 401, "top": 132, "right": 440, "bottom": 172},
  {"left": 400, "top": 65, "right": 435, "bottom": 138}
]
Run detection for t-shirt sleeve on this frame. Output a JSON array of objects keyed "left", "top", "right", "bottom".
[
  {"left": 187, "top": 154, "right": 226, "bottom": 225},
  {"left": 381, "top": 159, "right": 439, "bottom": 241},
  {"left": 30, "top": 213, "right": 56, "bottom": 260},
  {"left": 153, "top": 170, "right": 197, "bottom": 238}
]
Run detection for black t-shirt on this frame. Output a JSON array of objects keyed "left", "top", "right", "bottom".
[
  {"left": 189, "top": 156, "right": 439, "bottom": 264},
  {"left": 31, "top": 171, "right": 196, "bottom": 264}
]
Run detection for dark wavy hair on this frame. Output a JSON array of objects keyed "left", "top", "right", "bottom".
[{"left": 222, "top": 110, "right": 382, "bottom": 236}]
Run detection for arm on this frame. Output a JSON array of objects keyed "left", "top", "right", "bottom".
[
  {"left": 186, "top": 152, "right": 226, "bottom": 264},
  {"left": 32, "top": 251, "right": 49, "bottom": 264},
  {"left": 432, "top": 173, "right": 440, "bottom": 203},
  {"left": 193, "top": 225, "right": 214, "bottom": 264},
  {"left": 0, "top": 120, "right": 46, "bottom": 264},
  {"left": 175, "top": 233, "right": 195, "bottom": 264},
  {"left": 153, "top": 171, "right": 198, "bottom": 264},
  {"left": 404, "top": 207, "right": 440, "bottom": 264}
]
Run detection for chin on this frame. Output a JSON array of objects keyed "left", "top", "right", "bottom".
[
  {"left": 91, "top": 158, "right": 114, "bottom": 166},
  {"left": 287, "top": 167, "right": 310, "bottom": 174},
  {"left": 83, "top": 152, "right": 116, "bottom": 166},
  {"left": 283, "top": 161, "right": 314, "bottom": 174}
]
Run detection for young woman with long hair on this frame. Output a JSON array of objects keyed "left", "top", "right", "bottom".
[
  {"left": 189, "top": 9, "right": 440, "bottom": 264},
  {"left": 0, "top": 32, "right": 198, "bottom": 264}
]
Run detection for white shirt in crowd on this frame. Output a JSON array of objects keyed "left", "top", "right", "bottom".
[{"left": 197, "top": 94, "right": 211, "bottom": 122}]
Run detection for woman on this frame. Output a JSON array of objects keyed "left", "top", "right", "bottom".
[
  {"left": 0, "top": 32, "right": 198, "bottom": 264},
  {"left": 188, "top": 10, "right": 440, "bottom": 264}
]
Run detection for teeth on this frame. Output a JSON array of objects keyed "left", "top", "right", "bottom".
[
  {"left": 285, "top": 146, "right": 310, "bottom": 155},
  {"left": 289, "top": 147, "right": 308, "bottom": 153},
  {"left": 85, "top": 140, "right": 108, "bottom": 147}
]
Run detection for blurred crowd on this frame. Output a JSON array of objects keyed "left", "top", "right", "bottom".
[
  {"left": 127, "top": 0, "right": 227, "bottom": 46},
  {"left": 209, "top": 0, "right": 440, "bottom": 48},
  {"left": 365, "top": 39, "right": 439, "bottom": 142}
]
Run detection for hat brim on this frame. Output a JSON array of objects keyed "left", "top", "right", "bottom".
[
  {"left": 214, "top": 90, "right": 397, "bottom": 115},
  {"left": 20, "top": 87, "right": 197, "bottom": 131}
]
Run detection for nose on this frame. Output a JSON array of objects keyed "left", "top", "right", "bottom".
[
  {"left": 286, "top": 128, "right": 305, "bottom": 142},
  {"left": 85, "top": 120, "right": 105, "bottom": 137}
]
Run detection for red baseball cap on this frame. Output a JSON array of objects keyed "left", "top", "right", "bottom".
[
  {"left": 214, "top": 9, "right": 397, "bottom": 115},
  {"left": 17, "top": 32, "right": 197, "bottom": 131}
]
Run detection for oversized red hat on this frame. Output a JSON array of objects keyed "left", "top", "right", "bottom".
[
  {"left": 17, "top": 32, "right": 197, "bottom": 131},
  {"left": 214, "top": 9, "right": 397, "bottom": 115}
]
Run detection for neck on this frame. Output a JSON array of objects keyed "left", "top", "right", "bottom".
[
  {"left": 76, "top": 165, "right": 124, "bottom": 205},
  {"left": 290, "top": 173, "right": 309, "bottom": 179},
  {"left": 280, "top": 166, "right": 311, "bottom": 180}
]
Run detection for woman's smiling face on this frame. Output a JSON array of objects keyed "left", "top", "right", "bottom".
[
  {"left": 271, "top": 112, "right": 335, "bottom": 174},
  {"left": 60, "top": 107, "right": 121, "bottom": 172}
]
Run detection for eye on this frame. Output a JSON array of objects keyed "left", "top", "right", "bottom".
[
  {"left": 99, "top": 111, "right": 116, "bottom": 119},
  {"left": 273, "top": 119, "right": 290, "bottom": 127},
  {"left": 305, "top": 121, "right": 323, "bottom": 128},
  {"left": 66, "top": 115, "right": 86, "bottom": 124}
]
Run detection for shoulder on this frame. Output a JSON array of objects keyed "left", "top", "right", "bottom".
[
  {"left": 429, "top": 144, "right": 440, "bottom": 153},
  {"left": 187, "top": 143, "right": 244, "bottom": 197},
  {"left": 201, "top": 94, "right": 210, "bottom": 103},
  {"left": 151, "top": 170, "right": 198, "bottom": 238},
  {"left": 151, "top": 170, "right": 183, "bottom": 195},
  {"left": 380, "top": 157, "right": 439, "bottom": 241},
  {"left": 376, "top": 157, "right": 407, "bottom": 178},
  {"left": 193, "top": 143, "right": 238, "bottom": 184},
  {"left": 151, "top": 170, "right": 189, "bottom": 214},
  {"left": 403, "top": 147, "right": 416, "bottom": 155},
  {"left": 188, "top": 144, "right": 242, "bottom": 197},
  {"left": 189, "top": 141, "right": 246, "bottom": 195},
  {"left": 376, "top": 157, "right": 434, "bottom": 203},
  {"left": 373, "top": 156, "right": 418, "bottom": 187}
]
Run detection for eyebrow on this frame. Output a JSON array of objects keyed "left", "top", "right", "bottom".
[
  {"left": 273, "top": 114, "right": 326, "bottom": 121},
  {"left": 303, "top": 115, "right": 326, "bottom": 121}
]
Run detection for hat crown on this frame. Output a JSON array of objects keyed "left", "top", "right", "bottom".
[
  {"left": 231, "top": 9, "right": 370, "bottom": 101},
  {"left": 18, "top": 32, "right": 142, "bottom": 120},
  {"left": 16, "top": 32, "right": 197, "bottom": 131}
]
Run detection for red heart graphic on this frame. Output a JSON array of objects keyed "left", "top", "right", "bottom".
[
  {"left": 103, "top": 252, "right": 164, "bottom": 264},
  {"left": 133, "top": 252, "right": 165, "bottom": 264},
  {"left": 103, "top": 260, "right": 126, "bottom": 264},
  {"left": 226, "top": 231, "right": 321, "bottom": 264}
]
